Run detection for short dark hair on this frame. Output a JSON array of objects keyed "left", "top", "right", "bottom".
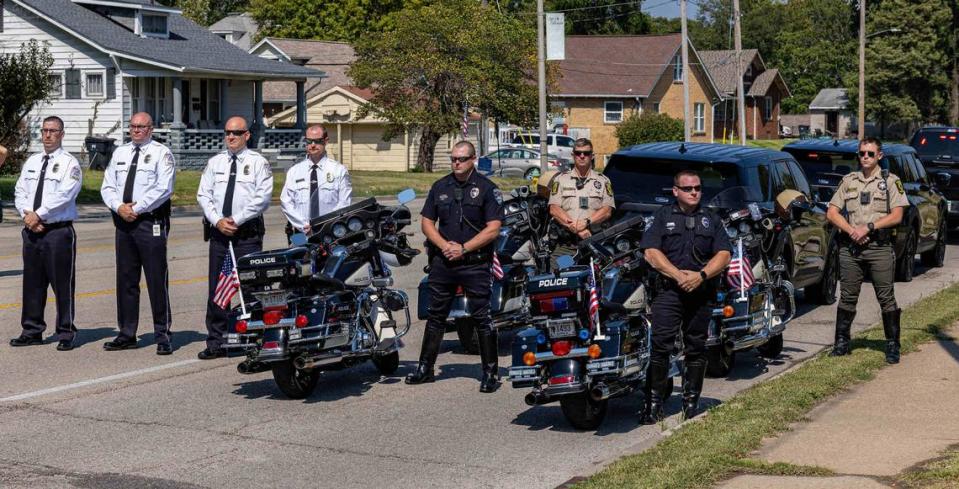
[
  {"left": 674, "top": 169, "right": 700, "bottom": 186},
  {"left": 573, "top": 137, "right": 592, "bottom": 150},
  {"left": 860, "top": 136, "right": 882, "bottom": 150},
  {"left": 453, "top": 140, "right": 476, "bottom": 158},
  {"left": 42, "top": 116, "right": 64, "bottom": 131}
]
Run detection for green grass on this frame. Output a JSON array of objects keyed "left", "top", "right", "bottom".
[
  {"left": 574, "top": 284, "right": 959, "bottom": 489},
  {"left": 897, "top": 446, "right": 959, "bottom": 488},
  {"left": 0, "top": 170, "right": 527, "bottom": 206}
]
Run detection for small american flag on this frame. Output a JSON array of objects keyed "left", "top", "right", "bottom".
[
  {"left": 213, "top": 252, "right": 240, "bottom": 309},
  {"left": 726, "top": 239, "right": 754, "bottom": 290},
  {"left": 491, "top": 252, "right": 504, "bottom": 280},
  {"left": 588, "top": 259, "right": 600, "bottom": 330},
  {"left": 461, "top": 103, "right": 469, "bottom": 138}
]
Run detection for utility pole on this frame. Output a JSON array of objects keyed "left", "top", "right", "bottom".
[
  {"left": 537, "top": 0, "right": 548, "bottom": 174},
  {"left": 858, "top": 0, "right": 866, "bottom": 139},
  {"left": 680, "top": 0, "right": 690, "bottom": 142},
  {"left": 733, "top": 0, "right": 746, "bottom": 146}
]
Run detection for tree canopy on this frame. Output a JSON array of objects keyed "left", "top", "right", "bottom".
[
  {"left": 0, "top": 40, "right": 54, "bottom": 170},
  {"left": 248, "top": 0, "right": 425, "bottom": 43}
]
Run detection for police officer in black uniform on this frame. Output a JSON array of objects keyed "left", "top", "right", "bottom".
[
  {"left": 406, "top": 141, "right": 504, "bottom": 392},
  {"left": 639, "top": 169, "right": 731, "bottom": 422}
]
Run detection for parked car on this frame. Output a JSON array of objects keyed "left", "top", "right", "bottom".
[
  {"left": 783, "top": 139, "right": 947, "bottom": 281},
  {"left": 478, "top": 146, "right": 571, "bottom": 180},
  {"left": 909, "top": 126, "right": 959, "bottom": 227},
  {"left": 509, "top": 132, "right": 577, "bottom": 160},
  {"left": 604, "top": 142, "right": 839, "bottom": 304}
]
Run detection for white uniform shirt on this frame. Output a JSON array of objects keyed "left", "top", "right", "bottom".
[
  {"left": 280, "top": 155, "right": 352, "bottom": 231},
  {"left": 196, "top": 148, "right": 273, "bottom": 226},
  {"left": 14, "top": 147, "right": 82, "bottom": 223},
  {"left": 100, "top": 139, "right": 176, "bottom": 214}
]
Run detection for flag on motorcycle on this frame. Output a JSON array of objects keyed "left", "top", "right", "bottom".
[
  {"left": 726, "top": 239, "right": 754, "bottom": 290},
  {"left": 492, "top": 252, "right": 504, "bottom": 280},
  {"left": 588, "top": 258, "right": 600, "bottom": 330},
  {"left": 213, "top": 252, "right": 240, "bottom": 309}
]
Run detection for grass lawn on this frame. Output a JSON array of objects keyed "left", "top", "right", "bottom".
[
  {"left": 575, "top": 283, "right": 959, "bottom": 489},
  {"left": 0, "top": 170, "right": 527, "bottom": 206}
]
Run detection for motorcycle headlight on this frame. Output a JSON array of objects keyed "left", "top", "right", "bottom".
[
  {"left": 725, "top": 226, "right": 739, "bottom": 239},
  {"left": 347, "top": 217, "right": 363, "bottom": 232},
  {"left": 332, "top": 222, "right": 347, "bottom": 238},
  {"left": 738, "top": 222, "right": 751, "bottom": 234},
  {"left": 507, "top": 202, "right": 521, "bottom": 213},
  {"left": 615, "top": 238, "right": 631, "bottom": 252}
]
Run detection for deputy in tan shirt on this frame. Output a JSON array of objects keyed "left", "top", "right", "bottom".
[{"left": 826, "top": 137, "right": 908, "bottom": 363}]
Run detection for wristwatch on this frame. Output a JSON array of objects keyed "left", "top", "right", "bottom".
[
  {"left": 699, "top": 270, "right": 708, "bottom": 281},
  {"left": 585, "top": 217, "right": 592, "bottom": 228},
  {"left": 867, "top": 222, "right": 875, "bottom": 232}
]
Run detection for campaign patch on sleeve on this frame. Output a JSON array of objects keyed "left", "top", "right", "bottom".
[
  {"left": 895, "top": 180, "right": 904, "bottom": 194},
  {"left": 551, "top": 181, "right": 559, "bottom": 195},
  {"left": 605, "top": 181, "right": 613, "bottom": 196}
]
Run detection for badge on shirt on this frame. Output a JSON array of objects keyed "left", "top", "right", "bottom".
[
  {"left": 243, "top": 165, "right": 250, "bottom": 176},
  {"left": 52, "top": 163, "right": 59, "bottom": 174},
  {"left": 593, "top": 180, "right": 602, "bottom": 190},
  {"left": 470, "top": 187, "right": 480, "bottom": 199},
  {"left": 701, "top": 216, "right": 710, "bottom": 229},
  {"left": 439, "top": 193, "right": 449, "bottom": 201},
  {"left": 326, "top": 172, "right": 333, "bottom": 183},
  {"left": 666, "top": 221, "right": 676, "bottom": 231},
  {"left": 895, "top": 180, "right": 904, "bottom": 194},
  {"left": 492, "top": 188, "right": 503, "bottom": 204},
  {"left": 144, "top": 154, "right": 152, "bottom": 164},
  {"left": 878, "top": 180, "right": 887, "bottom": 191},
  {"left": 605, "top": 181, "right": 613, "bottom": 196}
]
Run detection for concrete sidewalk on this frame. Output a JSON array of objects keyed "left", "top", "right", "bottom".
[{"left": 717, "top": 325, "right": 959, "bottom": 488}]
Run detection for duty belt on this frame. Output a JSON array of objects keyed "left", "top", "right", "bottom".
[{"left": 436, "top": 251, "right": 492, "bottom": 267}]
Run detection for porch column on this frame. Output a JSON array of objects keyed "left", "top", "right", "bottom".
[
  {"left": 295, "top": 80, "right": 306, "bottom": 130},
  {"left": 171, "top": 77, "right": 185, "bottom": 129},
  {"left": 253, "top": 80, "right": 264, "bottom": 147}
]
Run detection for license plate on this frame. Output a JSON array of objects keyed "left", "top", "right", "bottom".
[
  {"left": 547, "top": 318, "right": 577, "bottom": 338},
  {"left": 255, "top": 291, "right": 289, "bottom": 308}
]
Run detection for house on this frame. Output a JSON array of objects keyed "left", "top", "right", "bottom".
[
  {"left": 268, "top": 85, "right": 482, "bottom": 171},
  {"left": 809, "top": 88, "right": 853, "bottom": 138},
  {"left": 551, "top": 34, "right": 725, "bottom": 165},
  {"left": 0, "top": 0, "right": 320, "bottom": 167},
  {"left": 208, "top": 12, "right": 258, "bottom": 50},
  {"left": 699, "top": 49, "right": 791, "bottom": 141},
  {"left": 248, "top": 38, "right": 355, "bottom": 117}
]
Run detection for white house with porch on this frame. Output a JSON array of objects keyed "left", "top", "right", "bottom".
[{"left": 0, "top": 0, "right": 320, "bottom": 167}]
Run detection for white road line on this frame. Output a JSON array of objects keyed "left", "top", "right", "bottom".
[{"left": 0, "top": 359, "right": 202, "bottom": 402}]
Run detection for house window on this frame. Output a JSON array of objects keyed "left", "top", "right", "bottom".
[
  {"left": 145, "top": 77, "right": 157, "bottom": 121},
  {"left": 764, "top": 96, "right": 773, "bottom": 120},
  {"left": 652, "top": 102, "right": 660, "bottom": 113},
  {"left": 604, "top": 101, "right": 624, "bottom": 123},
  {"left": 673, "top": 55, "right": 683, "bottom": 82},
  {"left": 130, "top": 78, "right": 140, "bottom": 114},
  {"left": 48, "top": 72, "right": 64, "bottom": 99},
  {"left": 140, "top": 14, "right": 168, "bottom": 37},
  {"left": 156, "top": 78, "right": 168, "bottom": 122},
  {"left": 85, "top": 70, "right": 105, "bottom": 98},
  {"left": 694, "top": 103, "right": 705, "bottom": 133}
]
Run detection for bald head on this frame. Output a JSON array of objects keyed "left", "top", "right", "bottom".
[
  {"left": 224, "top": 116, "right": 251, "bottom": 153},
  {"left": 129, "top": 112, "right": 154, "bottom": 145}
]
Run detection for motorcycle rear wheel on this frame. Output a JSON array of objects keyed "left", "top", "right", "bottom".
[
  {"left": 706, "top": 344, "right": 736, "bottom": 378},
  {"left": 271, "top": 360, "right": 319, "bottom": 399},
  {"left": 455, "top": 319, "right": 480, "bottom": 355},
  {"left": 756, "top": 333, "right": 784, "bottom": 358},
  {"left": 560, "top": 393, "right": 608, "bottom": 430},
  {"left": 372, "top": 351, "right": 400, "bottom": 375}
]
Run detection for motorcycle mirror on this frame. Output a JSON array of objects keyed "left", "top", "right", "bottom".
[
  {"left": 290, "top": 233, "right": 308, "bottom": 246},
  {"left": 397, "top": 188, "right": 416, "bottom": 205},
  {"left": 935, "top": 172, "right": 951, "bottom": 188},
  {"left": 556, "top": 255, "right": 575, "bottom": 270}
]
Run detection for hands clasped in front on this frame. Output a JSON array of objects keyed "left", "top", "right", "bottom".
[
  {"left": 561, "top": 217, "right": 592, "bottom": 239},
  {"left": 848, "top": 225, "right": 871, "bottom": 245},
  {"left": 675, "top": 270, "right": 705, "bottom": 293},
  {"left": 442, "top": 241, "right": 466, "bottom": 261}
]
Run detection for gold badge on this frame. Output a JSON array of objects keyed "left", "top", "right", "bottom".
[
  {"left": 243, "top": 165, "right": 250, "bottom": 176},
  {"left": 327, "top": 172, "right": 334, "bottom": 183},
  {"left": 551, "top": 181, "right": 559, "bottom": 195},
  {"left": 52, "top": 163, "right": 59, "bottom": 173},
  {"left": 895, "top": 180, "right": 904, "bottom": 194},
  {"left": 144, "top": 154, "right": 152, "bottom": 164}
]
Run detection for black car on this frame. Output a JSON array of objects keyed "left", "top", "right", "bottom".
[
  {"left": 909, "top": 126, "right": 959, "bottom": 226},
  {"left": 783, "top": 139, "right": 947, "bottom": 282},
  {"left": 605, "top": 142, "right": 839, "bottom": 304}
]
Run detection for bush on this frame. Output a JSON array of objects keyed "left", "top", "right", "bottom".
[{"left": 615, "top": 111, "right": 684, "bottom": 148}]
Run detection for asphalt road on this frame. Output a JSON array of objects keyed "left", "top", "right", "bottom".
[{"left": 1, "top": 200, "right": 958, "bottom": 489}]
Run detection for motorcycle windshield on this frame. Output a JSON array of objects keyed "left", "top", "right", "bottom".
[{"left": 706, "top": 186, "right": 764, "bottom": 211}]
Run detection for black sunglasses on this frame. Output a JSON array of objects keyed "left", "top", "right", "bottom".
[
  {"left": 858, "top": 150, "right": 877, "bottom": 158},
  {"left": 573, "top": 150, "right": 593, "bottom": 157},
  {"left": 305, "top": 138, "right": 327, "bottom": 145},
  {"left": 224, "top": 129, "right": 248, "bottom": 136},
  {"left": 450, "top": 156, "right": 473, "bottom": 163},
  {"left": 676, "top": 185, "right": 702, "bottom": 193}
]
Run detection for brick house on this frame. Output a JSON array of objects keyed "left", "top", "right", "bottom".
[{"left": 552, "top": 34, "right": 724, "bottom": 165}]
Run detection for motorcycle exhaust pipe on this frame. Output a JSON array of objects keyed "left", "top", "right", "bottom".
[
  {"left": 524, "top": 390, "right": 552, "bottom": 406},
  {"left": 590, "top": 383, "right": 610, "bottom": 402},
  {"left": 237, "top": 360, "right": 269, "bottom": 375}
]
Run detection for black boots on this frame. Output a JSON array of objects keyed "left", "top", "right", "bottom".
[
  {"left": 830, "top": 308, "right": 856, "bottom": 356},
  {"left": 882, "top": 309, "right": 902, "bottom": 364},
  {"left": 639, "top": 356, "right": 670, "bottom": 424},
  {"left": 477, "top": 328, "right": 500, "bottom": 393},
  {"left": 682, "top": 357, "right": 707, "bottom": 420},
  {"left": 405, "top": 323, "right": 444, "bottom": 385}
]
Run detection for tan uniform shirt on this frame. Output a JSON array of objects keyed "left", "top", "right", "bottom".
[
  {"left": 548, "top": 168, "right": 615, "bottom": 222},
  {"left": 828, "top": 170, "right": 909, "bottom": 227}
]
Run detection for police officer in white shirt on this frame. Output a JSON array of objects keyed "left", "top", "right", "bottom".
[
  {"left": 196, "top": 116, "right": 273, "bottom": 359},
  {"left": 100, "top": 112, "right": 176, "bottom": 355},
  {"left": 281, "top": 124, "right": 352, "bottom": 236},
  {"left": 11, "top": 116, "right": 82, "bottom": 351}
]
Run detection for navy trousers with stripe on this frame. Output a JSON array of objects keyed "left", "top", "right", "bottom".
[{"left": 21, "top": 224, "right": 77, "bottom": 341}]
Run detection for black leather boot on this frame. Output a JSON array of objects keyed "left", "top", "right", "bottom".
[
  {"left": 882, "top": 309, "right": 901, "bottom": 364},
  {"left": 682, "top": 357, "right": 707, "bottom": 420},
  {"left": 405, "top": 323, "right": 444, "bottom": 385},
  {"left": 830, "top": 308, "right": 856, "bottom": 356},
  {"left": 639, "top": 356, "right": 670, "bottom": 424},
  {"left": 477, "top": 328, "right": 500, "bottom": 393}
]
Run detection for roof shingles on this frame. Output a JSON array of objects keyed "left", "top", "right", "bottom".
[{"left": 555, "top": 34, "right": 681, "bottom": 97}]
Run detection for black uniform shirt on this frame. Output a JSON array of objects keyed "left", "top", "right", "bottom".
[
  {"left": 639, "top": 202, "right": 731, "bottom": 270},
  {"left": 422, "top": 170, "right": 503, "bottom": 250}
]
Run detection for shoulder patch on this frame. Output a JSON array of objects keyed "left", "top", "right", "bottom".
[
  {"left": 895, "top": 180, "right": 904, "bottom": 194},
  {"left": 164, "top": 153, "right": 174, "bottom": 167},
  {"left": 70, "top": 165, "right": 81, "bottom": 181},
  {"left": 492, "top": 188, "right": 503, "bottom": 204},
  {"left": 605, "top": 181, "right": 613, "bottom": 197},
  {"left": 551, "top": 180, "right": 559, "bottom": 195}
]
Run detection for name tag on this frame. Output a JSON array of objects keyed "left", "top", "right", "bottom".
[{"left": 153, "top": 224, "right": 162, "bottom": 237}]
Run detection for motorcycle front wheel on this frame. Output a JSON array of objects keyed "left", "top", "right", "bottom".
[
  {"left": 559, "top": 393, "right": 608, "bottom": 430},
  {"left": 757, "top": 333, "right": 784, "bottom": 358},
  {"left": 271, "top": 360, "right": 319, "bottom": 399},
  {"left": 706, "top": 344, "right": 736, "bottom": 378}
]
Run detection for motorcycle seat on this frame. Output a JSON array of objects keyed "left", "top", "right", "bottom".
[
  {"left": 600, "top": 299, "right": 628, "bottom": 314},
  {"left": 311, "top": 274, "right": 346, "bottom": 291}
]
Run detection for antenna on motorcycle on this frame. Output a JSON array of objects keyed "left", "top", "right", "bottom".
[{"left": 678, "top": 143, "right": 687, "bottom": 154}]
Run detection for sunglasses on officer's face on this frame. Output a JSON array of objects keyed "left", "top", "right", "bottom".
[
  {"left": 305, "top": 138, "right": 327, "bottom": 145},
  {"left": 676, "top": 185, "right": 702, "bottom": 193},
  {"left": 450, "top": 156, "right": 473, "bottom": 163},
  {"left": 224, "top": 129, "right": 248, "bottom": 136},
  {"left": 858, "top": 150, "right": 877, "bottom": 158},
  {"left": 573, "top": 150, "right": 593, "bottom": 157}
]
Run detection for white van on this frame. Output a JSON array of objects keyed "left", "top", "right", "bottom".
[{"left": 509, "top": 133, "right": 576, "bottom": 160}]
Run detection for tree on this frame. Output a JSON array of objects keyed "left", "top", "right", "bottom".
[
  {"left": 615, "top": 112, "right": 684, "bottom": 147},
  {"left": 249, "top": 0, "right": 422, "bottom": 43},
  {"left": 349, "top": 1, "right": 540, "bottom": 171},
  {"left": 0, "top": 40, "right": 54, "bottom": 172},
  {"left": 156, "top": 0, "right": 250, "bottom": 26},
  {"left": 692, "top": 0, "right": 786, "bottom": 58}
]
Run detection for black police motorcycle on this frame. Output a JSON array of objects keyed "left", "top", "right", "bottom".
[
  {"left": 223, "top": 190, "right": 420, "bottom": 399},
  {"left": 704, "top": 186, "right": 799, "bottom": 377},
  {"left": 416, "top": 185, "right": 549, "bottom": 353},
  {"left": 507, "top": 215, "right": 680, "bottom": 430}
]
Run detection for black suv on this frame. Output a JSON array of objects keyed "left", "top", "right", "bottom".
[
  {"left": 909, "top": 127, "right": 959, "bottom": 227},
  {"left": 783, "top": 139, "right": 947, "bottom": 282},
  {"left": 605, "top": 142, "right": 839, "bottom": 304}
]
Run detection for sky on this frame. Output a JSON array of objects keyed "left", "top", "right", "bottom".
[{"left": 644, "top": 0, "right": 700, "bottom": 19}]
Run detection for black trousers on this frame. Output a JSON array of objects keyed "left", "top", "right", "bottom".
[
  {"left": 205, "top": 229, "right": 262, "bottom": 350},
  {"left": 114, "top": 217, "right": 171, "bottom": 344},
  {"left": 21, "top": 224, "right": 77, "bottom": 341},
  {"left": 650, "top": 286, "right": 712, "bottom": 364},
  {"left": 422, "top": 257, "right": 493, "bottom": 358}
]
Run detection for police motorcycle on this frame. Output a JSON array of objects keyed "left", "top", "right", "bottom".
[
  {"left": 507, "top": 214, "right": 675, "bottom": 430},
  {"left": 416, "top": 185, "right": 549, "bottom": 353},
  {"left": 223, "top": 189, "right": 420, "bottom": 399},
  {"left": 703, "top": 186, "right": 799, "bottom": 377}
]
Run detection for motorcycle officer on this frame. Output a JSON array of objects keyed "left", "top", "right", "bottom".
[
  {"left": 406, "top": 141, "right": 504, "bottom": 392},
  {"left": 639, "top": 169, "right": 731, "bottom": 422}
]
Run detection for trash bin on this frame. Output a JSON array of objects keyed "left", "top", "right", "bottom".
[{"left": 85, "top": 136, "right": 116, "bottom": 170}]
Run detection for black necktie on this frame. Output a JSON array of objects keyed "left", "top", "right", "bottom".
[
  {"left": 309, "top": 164, "right": 319, "bottom": 219},
  {"left": 32, "top": 155, "right": 50, "bottom": 211},
  {"left": 222, "top": 154, "right": 238, "bottom": 217},
  {"left": 122, "top": 145, "right": 141, "bottom": 204}
]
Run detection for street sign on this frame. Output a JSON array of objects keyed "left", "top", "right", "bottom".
[{"left": 546, "top": 13, "right": 565, "bottom": 61}]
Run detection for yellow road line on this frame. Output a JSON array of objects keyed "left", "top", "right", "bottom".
[
  {"left": 0, "top": 276, "right": 207, "bottom": 311},
  {"left": 0, "top": 237, "right": 195, "bottom": 260}
]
